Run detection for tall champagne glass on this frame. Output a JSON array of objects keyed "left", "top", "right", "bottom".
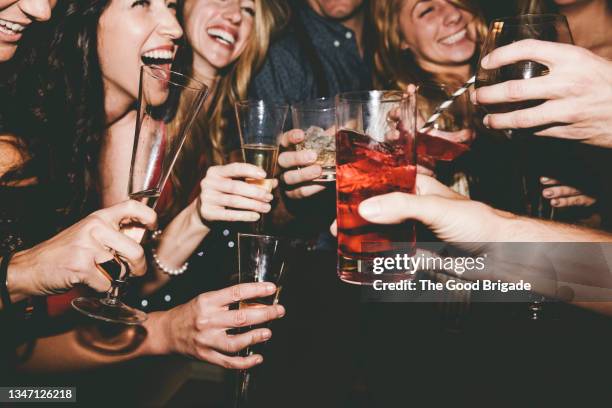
[
  {"left": 72, "top": 65, "right": 208, "bottom": 325},
  {"left": 235, "top": 100, "right": 288, "bottom": 233}
]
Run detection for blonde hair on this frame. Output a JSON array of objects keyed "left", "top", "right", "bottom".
[
  {"left": 373, "top": 0, "right": 487, "bottom": 90},
  {"left": 163, "top": 0, "right": 289, "bottom": 221}
]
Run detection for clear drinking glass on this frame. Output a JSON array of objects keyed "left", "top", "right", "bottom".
[
  {"left": 72, "top": 65, "right": 208, "bottom": 325},
  {"left": 235, "top": 233, "right": 288, "bottom": 408},
  {"left": 476, "top": 14, "right": 574, "bottom": 319},
  {"left": 291, "top": 97, "right": 336, "bottom": 182},
  {"left": 235, "top": 100, "right": 288, "bottom": 233},
  {"left": 417, "top": 82, "right": 472, "bottom": 195},
  {"left": 476, "top": 14, "right": 574, "bottom": 221},
  {"left": 335, "top": 91, "right": 417, "bottom": 285}
]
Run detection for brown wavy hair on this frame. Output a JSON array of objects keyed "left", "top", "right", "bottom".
[
  {"left": 161, "top": 0, "right": 289, "bottom": 222},
  {"left": 372, "top": 0, "right": 487, "bottom": 90}
]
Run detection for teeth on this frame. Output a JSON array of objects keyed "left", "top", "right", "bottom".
[
  {"left": 207, "top": 28, "right": 236, "bottom": 45},
  {"left": 142, "top": 49, "right": 174, "bottom": 60},
  {"left": 0, "top": 18, "right": 26, "bottom": 33},
  {"left": 440, "top": 29, "right": 466, "bottom": 45}
]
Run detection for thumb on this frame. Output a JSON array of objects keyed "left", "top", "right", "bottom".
[{"left": 358, "top": 192, "right": 446, "bottom": 226}]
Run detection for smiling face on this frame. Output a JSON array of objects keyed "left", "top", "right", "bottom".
[
  {"left": 399, "top": 0, "right": 477, "bottom": 71},
  {"left": 0, "top": 0, "right": 57, "bottom": 62},
  {"left": 97, "top": 0, "right": 183, "bottom": 113},
  {"left": 182, "top": 0, "right": 255, "bottom": 81}
]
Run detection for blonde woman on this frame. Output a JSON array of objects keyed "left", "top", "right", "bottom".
[
  {"left": 99, "top": 0, "right": 289, "bottom": 301},
  {"left": 372, "top": 0, "right": 595, "bottom": 212}
]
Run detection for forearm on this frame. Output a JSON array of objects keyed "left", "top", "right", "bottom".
[
  {"left": 16, "top": 311, "right": 170, "bottom": 373},
  {"left": 140, "top": 201, "right": 210, "bottom": 295}
]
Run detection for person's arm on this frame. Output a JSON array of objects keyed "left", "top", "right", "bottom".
[
  {"left": 17, "top": 283, "right": 285, "bottom": 372},
  {"left": 472, "top": 40, "right": 612, "bottom": 148},
  {"left": 99, "top": 116, "right": 272, "bottom": 295},
  {"left": 352, "top": 175, "right": 612, "bottom": 315},
  {"left": 0, "top": 201, "right": 157, "bottom": 311}
]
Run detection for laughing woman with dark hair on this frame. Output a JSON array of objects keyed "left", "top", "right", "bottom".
[{"left": 1, "top": 0, "right": 284, "bottom": 382}]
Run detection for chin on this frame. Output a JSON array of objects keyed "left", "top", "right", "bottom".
[{"left": 0, "top": 46, "right": 17, "bottom": 63}]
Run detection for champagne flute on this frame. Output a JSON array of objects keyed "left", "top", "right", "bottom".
[
  {"left": 72, "top": 65, "right": 208, "bottom": 325},
  {"left": 476, "top": 14, "right": 573, "bottom": 319},
  {"left": 235, "top": 233, "right": 288, "bottom": 408},
  {"left": 235, "top": 100, "right": 288, "bottom": 233}
]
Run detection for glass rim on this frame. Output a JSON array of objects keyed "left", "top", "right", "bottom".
[
  {"left": 337, "top": 90, "right": 407, "bottom": 103},
  {"left": 141, "top": 64, "right": 208, "bottom": 92},
  {"left": 238, "top": 232, "right": 284, "bottom": 242},
  {"left": 490, "top": 13, "right": 568, "bottom": 26},
  {"left": 235, "top": 99, "right": 289, "bottom": 110},
  {"left": 291, "top": 97, "right": 336, "bottom": 113}
]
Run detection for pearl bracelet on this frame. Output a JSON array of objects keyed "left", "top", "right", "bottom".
[{"left": 150, "top": 230, "right": 188, "bottom": 276}]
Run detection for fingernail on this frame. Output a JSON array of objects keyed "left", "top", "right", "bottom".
[
  {"left": 359, "top": 199, "right": 381, "bottom": 219},
  {"left": 276, "top": 305, "right": 286, "bottom": 317},
  {"left": 265, "top": 193, "right": 274, "bottom": 201},
  {"left": 255, "top": 356, "right": 263, "bottom": 364},
  {"left": 483, "top": 115, "right": 491, "bottom": 128},
  {"left": 265, "top": 283, "right": 276, "bottom": 292},
  {"left": 551, "top": 199, "right": 559, "bottom": 207},
  {"left": 261, "top": 204, "right": 272, "bottom": 212},
  {"left": 540, "top": 177, "right": 550, "bottom": 183},
  {"left": 481, "top": 55, "right": 490, "bottom": 68},
  {"left": 470, "top": 90, "right": 478, "bottom": 105},
  {"left": 262, "top": 330, "right": 271, "bottom": 340}
]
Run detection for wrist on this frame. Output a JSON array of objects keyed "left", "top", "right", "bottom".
[
  {"left": 6, "top": 250, "right": 36, "bottom": 303},
  {"left": 190, "top": 198, "right": 212, "bottom": 234},
  {"left": 141, "top": 311, "right": 174, "bottom": 356}
]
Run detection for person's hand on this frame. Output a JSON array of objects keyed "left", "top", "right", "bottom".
[
  {"left": 540, "top": 177, "right": 596, "bottom": 208},
  {"left": 157, "top": 282, "right": 285, "bottom": 369},
  {"left": 472, "top": 40, "right": 612, "bottom": 148},
  {"left": 349, "top": 175, "right": 512, "bottom": 243},
  {"left": 278, "top": 129, "right": 326, "bottom": 199},
  {"left": 8, "top": 200, "right": 157, "bottom": 301},
  {"left": 329, "top": 175, "right": 467, "bottom": 236},
  {"left": 197, "top": 163, "right": 275, "bottom": 225}
]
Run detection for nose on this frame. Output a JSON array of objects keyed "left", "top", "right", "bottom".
[
  {"left": 158, "top": 8, "right": 183, "bottom": 41},
  {"left": 441, "top": 2, "right": 462, "bottom": 26},
  {"left": 18, "top": 0, "right": 54, "bottom": 22},
  {"left": 222, "top": 0, "right": 243, "bottom": 25}
]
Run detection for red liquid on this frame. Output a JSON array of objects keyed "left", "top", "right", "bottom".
[
  {"left": 417, "top": 132, "right": 469, "bottom": 162},
  {"left": 336, "top": 129, "right": 416, "bottom": 284}
]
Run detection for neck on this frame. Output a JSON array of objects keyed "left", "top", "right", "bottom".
[
  {"left": 191, "top": 55, "right": 220, "bottom": 111},
  {"left": 558, "top": 0, "right": 612, "bottom": 50},
  {"left": 104, "top": 87, "right": 134, "bottom": 127},
  {"left": 418, "top": 58, "right": 471, "bottom": 84},
  {"left": 307, "top": 1, "right": 366, "bottom": 57}
]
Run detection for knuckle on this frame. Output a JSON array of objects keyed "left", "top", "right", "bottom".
[
  {"left": 232, "top": 285, "right": 242, "bottom": 301},
  {"left": 234, "top": 310, "right": 248, "bottom": 327},
  {"left": 507, "top": 81, "right": 525, "bottom": 101}
]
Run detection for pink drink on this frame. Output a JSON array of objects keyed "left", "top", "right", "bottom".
[{"left": 336, "top": 129, "right": 416, "bottom": 284}]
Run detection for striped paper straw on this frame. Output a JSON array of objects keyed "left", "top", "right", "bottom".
[{"left": 419, "top": 75, "right": 476, "bottom": 132}]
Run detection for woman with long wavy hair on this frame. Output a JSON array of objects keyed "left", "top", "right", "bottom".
[
  {"left": 372, "top": 0, "right": 595, "bottom": 212},
  {"left": 98, "top": 0, "right": 289, "bottom": 305},
  {"left": 4, "top": 0, "right": 286, "bottom": 386}
]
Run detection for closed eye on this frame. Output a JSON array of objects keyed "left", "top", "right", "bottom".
[
  {"left": 419, "top": 6, "right": 434, "bottom": 17},
  {"left": 131, "top": 0, "right": 150, "bottom": 8}
]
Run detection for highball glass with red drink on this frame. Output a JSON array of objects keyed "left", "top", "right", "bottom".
[{"left": 336, "top": 91, "right": 417, "bottom": 285}]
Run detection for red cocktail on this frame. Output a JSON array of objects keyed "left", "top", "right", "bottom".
[{"left": 336, "top": 91, "right": 417, "bottom": 285}]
